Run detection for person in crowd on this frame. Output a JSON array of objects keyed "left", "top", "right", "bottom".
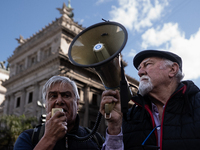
[
  {"left": 100, "top": 50, "right": 200, "bottom": 150},
  {"left": 14, "top": 75, "right": 104, "bottom": 150}
]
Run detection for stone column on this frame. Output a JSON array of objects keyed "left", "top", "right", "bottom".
[
  {"left": 20, "top": 88, "right": 26, "bottom": 114},
  {"left": 33, "top": 82, "right": 40, "bottom": 117},
  {"left": 25, "top": 57, "right": 28, "bottom": 69},
  {"left": 9, "top": 94, "right": 14, "bottom": 115},
  {"left": 37, "top": 50, "right": 41, "bottom": 62},
  {"left": 83, "top": 85, "right": 90, "bottom": 127},
  {"left": 3, "top": 95, "right": 9, "bottom": 115}
]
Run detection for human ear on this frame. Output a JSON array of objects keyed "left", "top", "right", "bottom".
[{"left": 169, "top": 63, "right": 179, "bottom": 78}]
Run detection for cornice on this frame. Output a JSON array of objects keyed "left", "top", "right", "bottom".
[
  {"left": 9, "top": 16, "right": 83, "bottom": 62},
  {"left": 0, "top": 68, "right": 10, "bottom": 75},
  {"left": 10, "top": 19, "right": 59, "bottom": 57},
  {"left": 66, "top": 69, "right": 105, "bottom": 91},
  {"left": 3, "top": 54, "right": 60, "bottom": 87}
]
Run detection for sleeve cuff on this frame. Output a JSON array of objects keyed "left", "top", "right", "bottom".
[{"left": 102, "top": 127, "right": 124, "bottom": 149}]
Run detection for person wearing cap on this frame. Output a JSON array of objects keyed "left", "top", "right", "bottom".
[{"left": 100, "top": 50, "right": 200, "bottom": 150}]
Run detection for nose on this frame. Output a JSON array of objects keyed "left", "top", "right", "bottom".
[
  {"left": 55, "top": 94, "right": 64, "bottom": 105},
  {"left": 138, "top": 67, "right": 147, "bottom": 77}
]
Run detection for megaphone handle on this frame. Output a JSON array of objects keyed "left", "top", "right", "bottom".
[{"left": 104, "top": 102, "right": 115, "bottom": 119}]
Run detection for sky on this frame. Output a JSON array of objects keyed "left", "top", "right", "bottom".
[{"left": 1, "top": 0, "right": 200, "bottom": 88}]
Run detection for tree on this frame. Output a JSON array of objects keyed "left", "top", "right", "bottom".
[{"left": 0, "top": 114, "right": 38, "bottom": 149}]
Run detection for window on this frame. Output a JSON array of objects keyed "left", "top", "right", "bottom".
[
  {"left": 28, "top": 92, "right": 33, "bottom": 103},
  {"left": 31, "top": 56, "right": 36, "bottom": 64},
  {"left": 16, "top": 97, "right": 21, "bottom": 108},
  {"left": 16, "top": 61, "right": 25, "bottom": 73},
  {"left": 26, "top": 86, "right": 34, "bottom": 104},
  {"left": 28, "top": 54, "right": 37, "bottom": 67},
  {"left": 44, "top": 47, "right": 51, "bottom": 57},
  {"left": 19, "top": 64, "right": 23, "bottom": 70},
  {"left": 42, "top": 47, "right": 51, "bottom": 60},
  {"left": 92, "top": 93, "right": 98, "bottom": 105}
]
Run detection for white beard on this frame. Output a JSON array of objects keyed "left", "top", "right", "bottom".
[{"left": 138, "top": 75, "right": 153, "bottom": 96}]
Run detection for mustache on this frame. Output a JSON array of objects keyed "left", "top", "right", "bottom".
[{"left": 140, "top": 75, "right": 150, "bottom": 81}]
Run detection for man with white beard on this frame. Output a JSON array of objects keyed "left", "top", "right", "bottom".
[
  {"left": 138, "top": 74, "right": 153, "bottom": 96},
  {"left": 100, "top": 50, "right": 200, "bottom": 150}
]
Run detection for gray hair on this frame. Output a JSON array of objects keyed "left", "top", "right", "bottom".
[
  {"left": 162, "top": 59, "right": 184, "bottom": 82},
  {"left": 42, "top": 76, "right": 80, "bottom": 103}
]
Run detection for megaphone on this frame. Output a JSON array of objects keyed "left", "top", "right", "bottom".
[
  {"left": 68, "top": 21, "right": 131, "bottom": 118},
  {"left": 66, "top": 20, "right": 132, "bottom": 141}
]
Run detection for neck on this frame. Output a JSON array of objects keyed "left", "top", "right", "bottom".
[
  {"left": 149, "top": 81, "right": 178, "bottom": 105},
  {"left": 67, "top": 125, "right": 74, "bottom": 133},
  {"left": 67, "top": 115, "right": 78, "bottom": 133},
  {"left": 148, "top": 81, "right": 178, "bottom": 122}
]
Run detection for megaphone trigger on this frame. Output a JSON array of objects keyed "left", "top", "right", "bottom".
[{"left": 104, "top": 102, "right": 115, "bottom": 119}]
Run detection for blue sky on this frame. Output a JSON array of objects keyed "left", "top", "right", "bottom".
[{"left": 1, "top": 0, "right": 200, "bottom": 88}]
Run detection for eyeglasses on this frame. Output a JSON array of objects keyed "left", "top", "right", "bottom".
[{"left": 141, "top": 125, "right": 161, "bottom": 150}]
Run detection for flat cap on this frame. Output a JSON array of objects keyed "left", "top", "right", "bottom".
[{"left": 133, "top": 50, "right": 182, "bottom": 71}]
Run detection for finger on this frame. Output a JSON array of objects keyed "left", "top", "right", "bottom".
[
  {"left": 102, "top": 90, "right": 117, "bottom": 97},
  {"left": 101, "top": 96, "right": 119, "bottom": 109},
  {"left": 63, "top": 125, "right": 68, "bottom": 134},
  {"left": 114, "top": 90, "right": 120, "bottom": 100},
  {"left": 59, "top": 115, "right": 67, "bottom": 122},
  {"left": 102, "top": 90, "right": 120, "bottom": 102},
  {"left": 46, "top": 112, "right": 51, "bottom": 121},
  {"left": 63, "top": 122, "right": 67, "bottom": 126},
  {"left": 51, "top": 114, "right": 67, "bottom": 124}
]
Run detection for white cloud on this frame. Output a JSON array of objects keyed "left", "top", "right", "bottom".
[
  {"left": 109, "top": 0, "right": 169, "bottom": 31},
  {"left": 141, "top": 23, "right": 183, "bottom": 49},
  {"left": 79, "top": 19, "right": 84, "bottom": 24},
  {"left": 141, "top": 23, "right": 200, "bottom": 80},
  {"left": 127, "top": 49, "right": 137, "bottom": 57},
  {"left": 169, "top": 28, "right": 200, "bottom": 80},
  {"left": 109, "top": 0, "right": 200, "bottom": 82},
  {"left": 96, "top": 0, "right": 113, "bottom": 5}
]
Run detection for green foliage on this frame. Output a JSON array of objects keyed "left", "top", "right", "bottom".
[{"left": 0, "top": 114, "right": 38, "bottom": 148}]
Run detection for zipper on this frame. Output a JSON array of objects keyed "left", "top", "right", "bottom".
[
  {"left": 133, "top": 101, "right": 158, "bottom": 145},
  {"left": 159, "top": 85, "right": 187, "bottom": 150}
]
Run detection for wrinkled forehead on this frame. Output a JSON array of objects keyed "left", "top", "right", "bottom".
[{"left": 137, "top": 57, "right": 163, "bottom": 69}]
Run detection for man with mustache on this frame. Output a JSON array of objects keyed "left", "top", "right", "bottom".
[
  {"left": 100, "top": 50, "right": 200, "bottom": 150},
  {"left": 14, "top": 76, "right": 104, "bottom": 150}
]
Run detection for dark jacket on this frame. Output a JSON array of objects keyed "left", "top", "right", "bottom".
[
  {"left": 123, "top": 80, "right": 200, "bottom": 150},
  {"left": 15, "top": 115, "right": 104, "bottom": 150}
]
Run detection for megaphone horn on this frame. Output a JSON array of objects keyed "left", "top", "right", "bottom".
[{"left": 68, "top": 21, "right": 131, "bottom": 119}]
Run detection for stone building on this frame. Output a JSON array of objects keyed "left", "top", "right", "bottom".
[
  {"left": 0, "top": 61, "right": 9, "bottom": 115},
  {"left": 2, "top": 2, "right": 139, "bottom": 136}
]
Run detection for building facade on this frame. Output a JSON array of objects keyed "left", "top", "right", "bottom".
[
  {"left": 2, "top": 2, "right": 139, "bottom": 136},
  {"left": 0, "top": 62, "right": 9, "bottom": 115}
]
